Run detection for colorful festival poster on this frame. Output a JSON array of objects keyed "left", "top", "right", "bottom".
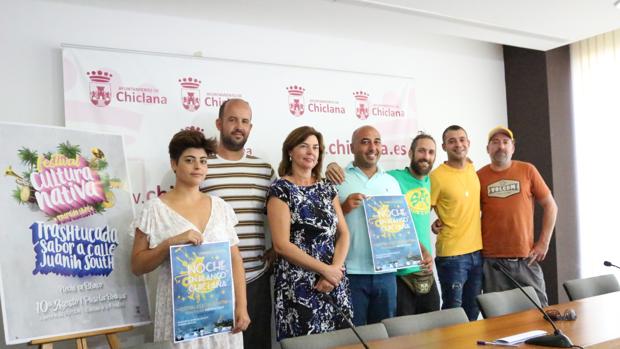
[
  {"left": 0, "top": 123, "right": 150, "bottom": 344},
  {"left": 170, "top": 241, "right": 234, "bottom": 343},
  {"left": 362, "top": 195, "right": 423, "bottom": 272}
]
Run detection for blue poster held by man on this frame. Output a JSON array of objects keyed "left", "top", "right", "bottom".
[{"left": 363, "top": 195, "right": 423, "bottom": 272}]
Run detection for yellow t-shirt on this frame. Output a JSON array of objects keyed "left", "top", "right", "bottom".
[{"left": 430, "top": 162, "right": 483, "bottom": 257}]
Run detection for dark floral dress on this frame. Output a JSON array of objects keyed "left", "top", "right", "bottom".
[{"left": 267, "top": 178, "right": 353, "bottom": 341}]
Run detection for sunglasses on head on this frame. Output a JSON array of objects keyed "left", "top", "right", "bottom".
[{"left": 544, "top": 308, "right": 577, "bottom": 321}]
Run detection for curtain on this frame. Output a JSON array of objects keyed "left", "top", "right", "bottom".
[{"left": 570, "top": 30, "right": 620, "bottom": 278}]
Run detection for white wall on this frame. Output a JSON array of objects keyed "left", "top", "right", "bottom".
[{"left": 0, "top": 0, "right": 507, "bottom": 348}]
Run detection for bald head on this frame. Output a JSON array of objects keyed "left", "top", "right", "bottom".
[
  {"left": 351, "top": 125, "right": 382, "bottom": 172},
  {"left": 219, "top": 98, "right": 252, "bottom": 119},
  {"left": 351, "top": 125, "right": 379, "bottom": 144}
]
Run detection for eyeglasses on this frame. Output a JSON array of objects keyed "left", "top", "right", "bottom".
[{"left": 544, "top": 308, "right": 577, "bottom": 321}]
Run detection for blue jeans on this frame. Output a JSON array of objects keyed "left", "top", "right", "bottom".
[
  {"left": 348, "top": 273, "right": 396, "bottom": 326},
  {"left": 435, "top": 250, "right": 483, "bottom": 321}
]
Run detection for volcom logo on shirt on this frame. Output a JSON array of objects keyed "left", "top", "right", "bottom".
[{"left": 487, "top": 180, "right": 520, "bottom": 198}]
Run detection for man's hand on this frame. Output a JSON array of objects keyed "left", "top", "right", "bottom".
[
  {"left": 342, "top": 193, "right": 366, "bottom": 214},
  {"left": 420, "top": 246, "right": 434, "bottom": 273},
  {"left": 528, "top": 239, "right": 549, "bottom": 265},
  {"left": 431, "top": 219, "right": 444, "bottom": 235},
  {"left": 262, "top": 248, "right": 277, "bottom": 274},
  {"left": 325, "top": 162, "right": 345, "bottom": 184}
]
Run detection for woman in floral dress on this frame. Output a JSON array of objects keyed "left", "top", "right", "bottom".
[{"left": 267, "top": 126, "right": 352, "bottom": 341}]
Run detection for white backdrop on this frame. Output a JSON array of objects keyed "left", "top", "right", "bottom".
[{"left": 63, "top": 45, "right": 419, "bottom": 207}]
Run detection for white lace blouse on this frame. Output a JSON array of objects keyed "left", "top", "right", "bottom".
[{"left": 132, "top": 196, "right": 243, "bottom": 349}]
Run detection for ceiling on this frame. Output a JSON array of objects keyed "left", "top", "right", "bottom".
[
  {"left": 332, "top": 0, "right": 620, "bottom": 50},
  {"left": 51, "top": 0, "right": 620, "bottom": 51}
]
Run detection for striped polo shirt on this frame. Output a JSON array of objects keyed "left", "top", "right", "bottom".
[{"left": 200, "top": 154, "right": 275, "bottom": 283}]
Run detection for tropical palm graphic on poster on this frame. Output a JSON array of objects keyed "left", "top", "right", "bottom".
[{"left": 0, "top": 122, "right": 150, "bottom": 345}]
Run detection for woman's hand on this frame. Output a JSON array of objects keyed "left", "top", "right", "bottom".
[
  {"left": 232, "top": 307, "right": 251, "bottom": 333},
  {"left": 230, "top": 245, "right": 249, "bottom": 333},
  {"left": 169, "top": 229, "right": 203, "bottom": 246},
  {"left": 320, "top": 264, "right": 345, "bottom": 287},
  {"left": 314, "top": 277, "right": 335, "bottom": 293}
]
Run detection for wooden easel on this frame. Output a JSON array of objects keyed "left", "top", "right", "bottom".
[{"left": 29, "top": 326, "right": 133, "bottom": 349}]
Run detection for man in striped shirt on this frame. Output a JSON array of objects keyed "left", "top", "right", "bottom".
[{"left": 200, "top": 98, "right": 275, "bottom": 349}]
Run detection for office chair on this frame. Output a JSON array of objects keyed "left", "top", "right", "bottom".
[
  {"left": 476, "top": 286, "right": 541, "bottom": 318},
  {"left": 563, "top": 274, "right": 620, "bottom": 301},
  {"left": 279, "top": 323, "right": 388, "bottom": 349},
  {"left": 381, "top": 307, "right": 468, "bottom": 337}
]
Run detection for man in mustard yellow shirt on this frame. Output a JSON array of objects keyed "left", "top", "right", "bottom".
[{"left": 430, "top": 125, "right": 483, "bottom": 321}]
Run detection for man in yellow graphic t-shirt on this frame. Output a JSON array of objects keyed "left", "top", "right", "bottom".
[{"left": 430, "top": 125, "right": 483, "bottom": 321}]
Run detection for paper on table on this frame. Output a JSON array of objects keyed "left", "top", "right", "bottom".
[{"left": 495, "top": 330, "right": 547, "bottom": 345}]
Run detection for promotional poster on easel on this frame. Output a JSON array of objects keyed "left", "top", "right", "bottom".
[{"left": 0, "top": 122, "right": 150, "bottom": 345}]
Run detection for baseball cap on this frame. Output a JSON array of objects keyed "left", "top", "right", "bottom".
[{"left": 488, "top": 126, "right": 514, "bottom": 142}]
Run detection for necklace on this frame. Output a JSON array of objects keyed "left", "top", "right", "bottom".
[
  {"left": 453, "top": 165, "right": 470, "bottom": 198},
  {"left": 445, "top": 161, "right": 470, "bottom": 198}
]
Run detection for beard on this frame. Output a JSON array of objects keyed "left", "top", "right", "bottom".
[
  {"left": 492, "top": 151, "right": 509, "bottom": 164},
  {"left": 220, "top": 133, "right": 247, "bottom": 151},
  {"left": 411, "top": 159, "right": 432, "bottom": 176}
]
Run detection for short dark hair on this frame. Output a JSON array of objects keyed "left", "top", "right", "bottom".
[
  {"left": 410, "top": 132, "right": 436, "bottom": 151},
  {"left": 218, "top": 100, "right": 231, "bottom": 119},
  {"left": 442, "top": 125, "right": 467, "bottom": 143},
  {"left": 168, "top": 129, "right": 217, "bottom": 161},
  {"left": 278, "top": 126, "right": 325, "bottom": 180}
]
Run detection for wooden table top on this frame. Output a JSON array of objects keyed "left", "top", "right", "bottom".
[{"left": 335, "top": 291, "right": 620, "bottom": 349}]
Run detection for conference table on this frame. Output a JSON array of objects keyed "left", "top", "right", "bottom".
[{"left": 335, "top": 291, "right": 620, "bottom": 349}]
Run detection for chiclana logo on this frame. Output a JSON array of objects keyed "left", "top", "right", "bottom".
[
  {"left": 353, "top": 91, "right": 370, "bottom": 120},
  {"left": 179, "top": 77, "right": 201, "bottom": 112},
  {"left": 87, "top": 69, "right": 168, "bottom": 107},
  {"left": 287, "top": 85, "right": 305, "bottom": 117},
  {"left": 87, "top": 71, "right": 113, "bottom": 107},
  {"left": 352, "top": 90, "right": 405, "bottom": 118}
]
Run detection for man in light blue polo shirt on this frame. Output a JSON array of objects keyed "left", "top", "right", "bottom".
[{"left": 338, "top": 125, "right": 402, "bottom": 325}]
